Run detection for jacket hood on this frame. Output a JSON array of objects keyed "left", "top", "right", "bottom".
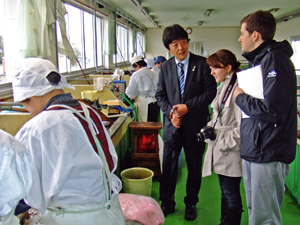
[{"left": 242, "top": 40, "right": 294, "bottom": 65}]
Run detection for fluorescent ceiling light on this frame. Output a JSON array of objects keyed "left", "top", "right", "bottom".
[
  {"left": 141, "top": 7, "right": 149, "bottom": 16},
  {"left": 268, "top": 8, "right": 280, "bottom": 13},
  {"left": 131, "top": 0, "right": 141, "bottom": 6},
  {"left": 204, "top": 9, "right": 214, "bottom": 17},
  {"left": 198, "top": 21, "right": 204, "bottom": 26}
]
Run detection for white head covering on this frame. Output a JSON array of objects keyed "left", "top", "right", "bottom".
[
  {"left": 144, "top": 58, "right": 154, "bottom": 69},
  {"left": 12, "top": 58, "right": 75, "bottom": 102},
  {"left": 130, "top": 55, "right": 144, "bottom": 65},
  {"left": 0, "top": 129, "right": 32, "bottom": 217}
]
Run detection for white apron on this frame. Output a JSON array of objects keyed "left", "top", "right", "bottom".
[
  {"left": 41, "top": 195, "right": 124, "bottom": 225},
  {"left": 135, "top": 71, "right": 157, "bottom": 122},
  {"left": 135, "top": 95, "right": 149, "bottom": 122},
  {"left": 39, "top": 103, "right": 125, "bottom": 225}
]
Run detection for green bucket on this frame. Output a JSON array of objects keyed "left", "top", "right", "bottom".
[{"left": 120, "top": 167, "right": 154, "bottom": 196}]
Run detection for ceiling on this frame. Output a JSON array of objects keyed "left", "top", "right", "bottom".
[{"left": 103, "top": 0, "right": 300, "bottom": 29}]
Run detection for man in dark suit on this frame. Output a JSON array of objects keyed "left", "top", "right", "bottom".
[{"left": 155, "top": 24, "right": 216, "bottom": 221}]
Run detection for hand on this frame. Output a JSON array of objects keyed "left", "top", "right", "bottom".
[
  {"left": 172, "top": 104, "right": 188, "bottom": 117},
  {"left": 234, "top": 87, "right": 244, "bottom": 98},
  {"left": 171, "top": 110, "right": 182, "bottom": 128}
]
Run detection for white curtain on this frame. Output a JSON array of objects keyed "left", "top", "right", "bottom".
[
  {"left": 103, "top": 16, "right": 116, "bottom": 55},
  {"left": 46, "top": 0, "right": 77, "bottom": 65},
  {"left": 18, "top": 0, "right": 76, "bottom": 66},
  {"left": 18, "top": 0, "right": 50, "bottom": 58},
  {"left": 129, "top": 25, "right": 137, "bottom": 54}
]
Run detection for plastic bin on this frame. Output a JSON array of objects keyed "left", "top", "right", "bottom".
[
  {"left": 121, "top": 167, "right": 154, "bottom": 196},
  {"left": 81, "top": 90, "right": 98, "bottom": 101}
]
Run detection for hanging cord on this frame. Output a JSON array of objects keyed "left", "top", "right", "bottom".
[
  {"left": 120, "top": 93, "right": 139, "bottom": 122},
  {"left": 62, "top": 34, "right": 91, "bottom": 85}
]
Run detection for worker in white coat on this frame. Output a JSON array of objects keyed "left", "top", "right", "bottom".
[
  {"left": 12, "top": 58, "right": 125, "bottom": 225},
  {"left": 0, "top": 129, "right": 32, "bottom": 225},
  {"left": 125, "top": 55, "right": 159, "bottom": 122}
]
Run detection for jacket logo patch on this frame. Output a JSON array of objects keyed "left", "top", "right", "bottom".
[{"left": 267, "top": 71, "right": 277, "bottom": 77}]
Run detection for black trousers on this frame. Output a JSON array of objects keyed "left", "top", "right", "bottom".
[
  {"left": 160, "top": 127, "right": 205, "bottom": 207},
  {"left": 218, "top": 175, "right": 242, "bottom": 211},
  {"left": 147, "top": 102, "right": 160, "bottom": 122}
]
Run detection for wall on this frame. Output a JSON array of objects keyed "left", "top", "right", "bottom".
[
  {"left": 276, "top": 16, "right": 300, "bottom": 41},
  {"left": 145, "top": 27, "right": 242, "bottom": 61},
  {"left": 145, "top": 16, "right": 300, "bottom": 61}
]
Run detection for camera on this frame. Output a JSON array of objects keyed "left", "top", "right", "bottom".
[{"left": 196, "top": 126, "right": 216, "bottom": 142}]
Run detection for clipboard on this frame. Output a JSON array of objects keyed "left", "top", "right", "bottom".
[{"left": 237, "top": 65, "right": 264, "bottom": 118}]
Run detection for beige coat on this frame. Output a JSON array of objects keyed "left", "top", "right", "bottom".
[{"left": 202, "top": 76, "right": 242, "bottom": 177}]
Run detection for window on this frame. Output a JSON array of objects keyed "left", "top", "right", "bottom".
[
  {"left": 136, "top": 32, "right": 144, "bottom": 56},
  {"left": 58, "top": 3, "right": 104, "bottom": 73},
  {"left": 114, "top": 24, "right": 128, "bottom": 64},
  {"left": 291, "top": 36, "right": 300, "bottom": 86},
  {"left": 189, "top": 41, "right": 207, "bottom": 56},
  {"left": 58, "top": 4, "right": 83, "bottom": 73}
]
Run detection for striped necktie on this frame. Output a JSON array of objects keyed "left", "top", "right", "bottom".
[{"left": 178, "top": 62, "right": 185, "bottom": 97}]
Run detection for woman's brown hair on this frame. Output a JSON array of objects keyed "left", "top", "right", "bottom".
[{"left": 206, "top": 49, "right": 241, "bottom": 72}]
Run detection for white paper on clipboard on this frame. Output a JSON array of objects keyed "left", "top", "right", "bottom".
[{"left": 237, "top": 65, "right": 264, "bottom": 118}]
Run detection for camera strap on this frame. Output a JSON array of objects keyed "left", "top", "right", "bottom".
[{"left": 212, "top": 73, "right": 237, "bottom": 128}]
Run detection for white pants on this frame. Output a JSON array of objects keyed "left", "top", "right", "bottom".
[{"left": 242, "top": 160, "right": 290, "bottom": 225}]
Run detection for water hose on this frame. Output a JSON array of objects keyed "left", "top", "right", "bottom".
[{"left": 120, "top": 93, "right": 139, "bottom": 122}]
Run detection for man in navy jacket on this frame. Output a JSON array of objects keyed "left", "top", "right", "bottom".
[
  {"left": 234, "top": 10, "right": 297, "bottom": 225},
  {"left": 155, "top": 24, "right": 216, "bottom": 221}
]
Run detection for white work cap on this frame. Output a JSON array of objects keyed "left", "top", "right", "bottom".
[
  {"left": 144, "top": 58, "right": 154, "bottom": 68},
  {"left": 12, "top": 58, "right": 75, "bottom": 102},
  {"left": 130, "top": 55, "right": 144, "bottom": 65}
]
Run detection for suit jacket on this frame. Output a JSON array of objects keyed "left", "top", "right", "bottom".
[{"left": 155, "top": 52, "right": 216, "bottom": 142}]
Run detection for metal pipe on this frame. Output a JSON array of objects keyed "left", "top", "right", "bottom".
[{"left": 0, "top": 102, "right": 23, "bottom": 106}]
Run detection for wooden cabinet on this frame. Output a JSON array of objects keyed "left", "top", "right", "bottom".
[{"left": 129, "top": 122, "right": 162, "bottom": 177}]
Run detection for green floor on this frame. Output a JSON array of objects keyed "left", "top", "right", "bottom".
[{"left": 151, "top": 153, "right": 300, "bottom": 225}]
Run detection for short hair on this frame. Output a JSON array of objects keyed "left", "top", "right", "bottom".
[
  {"left": 206, "top": 49, "right": 241, "bottom": 72},
  {"left": 162, "top": 24, "right": 188, "bottom": 50},
  {"left": 132, "top": 60, "right": 147, "bottom": 68},
  {"left": 240, "top": 10, "right": 276, "bottom": 41}
]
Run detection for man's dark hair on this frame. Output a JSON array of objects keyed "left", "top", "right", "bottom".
[
  {"left": 132, "top": 60, "right": 147, "bottom": 68},
  {"left": 162, "top": 24, "right": 188, "bottom": 50},
  {"left": 46, "top": 72, "right": 61, "bottom": 86},
  {"left": 240, "top": 10, "right": 276, "bottom": 41}
]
